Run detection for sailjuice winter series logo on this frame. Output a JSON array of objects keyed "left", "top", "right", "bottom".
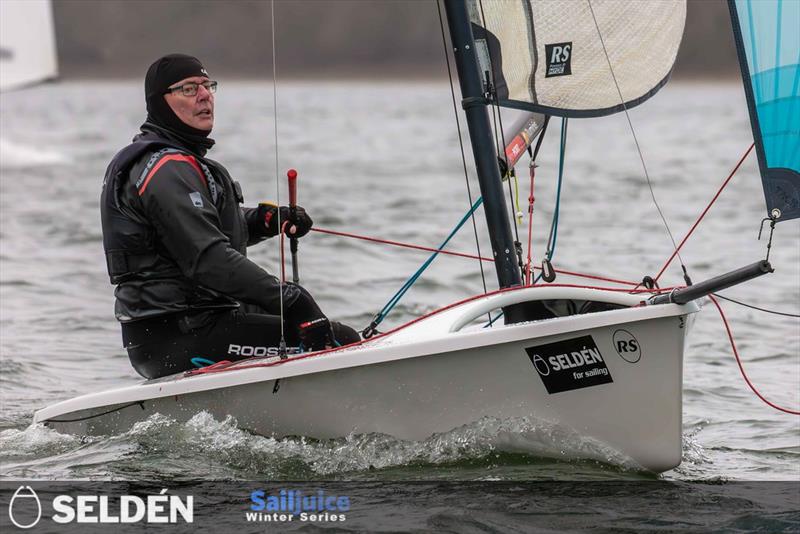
[{"left": 248, "top": 489, "right": 350, "bottom": 523}]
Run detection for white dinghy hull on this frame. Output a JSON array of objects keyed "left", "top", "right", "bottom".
[{"left": 35, "top": 288, "right": 698, "bottom": 473}]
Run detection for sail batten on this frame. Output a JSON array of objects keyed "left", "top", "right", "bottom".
[
  {"left": 729, "top": 0, "right": 800, "bottom": 222},
  {"left": 468, "top": 0, "right": 686, "bottom": 118}
]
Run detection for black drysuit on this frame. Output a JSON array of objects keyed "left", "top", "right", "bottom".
[{"left": 101, "top": 123, "right": 352, "bottom": 378}]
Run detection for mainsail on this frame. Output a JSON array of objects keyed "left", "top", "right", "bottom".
[
  {"left": 729, "top": 0, "right": 800, "bottom": 222},
  {"left": 0, "top": 0, "right": 58, "bottom": 92},
  {"left": 467, "top": 0, "right": 686, "bottom": 117}
]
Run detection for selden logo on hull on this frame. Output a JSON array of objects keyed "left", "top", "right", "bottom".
[{"left": 525, "top": 335, "right": 613, "bottom": 394}]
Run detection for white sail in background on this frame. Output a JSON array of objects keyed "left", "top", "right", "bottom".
[
  {"left": 0, "top": 0, "right": 58, "bottom": 92},
  {"left": 469, "top": 0, "right": 686, "bottom": 117}
]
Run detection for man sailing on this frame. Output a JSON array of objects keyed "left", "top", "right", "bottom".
[{"left": 101, "top": 54, "right": 359, "bottom": 379}]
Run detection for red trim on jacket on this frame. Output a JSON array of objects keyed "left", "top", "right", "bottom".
[{"left": 138, "top": 154, "right": 206, "bottom": 196}]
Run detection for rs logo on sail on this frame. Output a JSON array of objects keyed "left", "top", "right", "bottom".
[{"left": 545, "top": 41, "right": 572, "bottom": 77}]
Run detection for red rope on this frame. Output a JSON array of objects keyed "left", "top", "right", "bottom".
[
  {"left": 311, "top": 227, "right": 492, "bottom": 262},
  {"left": 312, "top": 226, "right": 637, "bottom": 286},
  {"left": 188, "top": 282, "right": 672, "bottom": 376},
  {"left": 551, "top": 268, "right": 638, "bottom": 287},
  {"left": 654, "top": 143, "right": 754, "bottom": 283},
  {"left": 525, "top": 164, "right": 536, "bottom": 286},
  {"left": 708, "top": 295, "right": 799, "bottom": 415}
]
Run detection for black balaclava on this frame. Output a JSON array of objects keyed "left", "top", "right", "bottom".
[{"left": 144, "top": 54, "right": 215, "bottom": 154}]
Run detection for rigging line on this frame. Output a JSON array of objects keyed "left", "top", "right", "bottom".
[
  {"left": 654, "top": 143, "right": 754, "bottom": 282},
  {"left": 311, "top": 227, "right": 638, "bottom": 286},
  {"left": 525, "top": 118, "right": 551, "bottom": 284},
  {"left": 269, "top": 0, "right": 285, "bottom": 345},
  {"left": 533, "top": 118, "right": 567, "bottom": 285},
  {"left": 545, "top": 117, "right": 567, "bottom": 258},
  {"left": 311, "top": 227, "right": 491, "bottom": 261},
  {"left": 709, "top": 295, "right": 800, "bottom": 416},
  {"left": 712, "top": 293, "right": 800, "bottom": 318},
  {"left": 586, "top": 0, "right": 687, "bottom": 277},
  {"left": 525, "top": 164, "right": 536, "bottom": 285},
  {"left": 372, "top": 197, "right": 485, "bottom": 326},
  {"left": 437, "top": 0, "right": 488, "bottom": 297}
]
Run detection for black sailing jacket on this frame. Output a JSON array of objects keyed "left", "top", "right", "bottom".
[{"left": 101, "top": 123, "right": 295, "bottom": 322}]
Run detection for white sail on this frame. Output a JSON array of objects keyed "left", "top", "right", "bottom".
[
  {"left": 0, "top": 0, "right": 58, "bottom": 92},
  {"left": 468, "top": 0, "right": 686, "bottom": 117}
]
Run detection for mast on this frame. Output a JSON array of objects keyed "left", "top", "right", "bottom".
[{"left": 443, "top": 0, "right": 522, "bottom": 290}]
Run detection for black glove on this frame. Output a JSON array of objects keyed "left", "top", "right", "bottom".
[
  {"left": 258, "top": 203, "right": 313, "bottom": 238},
  {"left": 280, "top": 205, "right": 313, "bottom": 238}
]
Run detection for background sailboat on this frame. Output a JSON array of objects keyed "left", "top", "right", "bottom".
[{"left": 0, "top": 0, "right": 58, "bottom": 92}]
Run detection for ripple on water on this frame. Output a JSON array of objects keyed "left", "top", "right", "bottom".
[
  {"left": 0, "top": 412, "right": 652, "bottom": 480},
  {"left": 0, "top": 424, "right": 82, "bottom": 463}
]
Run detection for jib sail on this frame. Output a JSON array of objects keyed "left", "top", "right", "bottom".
[
  {"left": 729, "top": 0, "right": 800, "bottom": 222},
  {"left": 467, "top": 0, "right": 686, "bottom": 118}
]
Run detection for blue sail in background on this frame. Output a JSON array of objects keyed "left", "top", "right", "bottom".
[{"left": 729, "top": 0, "right": 800, "bottom": 222}]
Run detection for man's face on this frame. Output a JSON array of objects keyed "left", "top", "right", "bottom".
[{"left": 164, "top": 76, "right": 214, "bottom": 131}]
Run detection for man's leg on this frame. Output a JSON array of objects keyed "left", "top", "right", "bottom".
[
  {"left": 282, "top": 284, "right": 360, "bottom": 349},
  {"left": 123, "top": 309, "right": 291, "bottom": 379}
]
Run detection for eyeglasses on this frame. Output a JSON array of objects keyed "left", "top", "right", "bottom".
[{"left": 165, "top": 80, "right": 218, "bottom": 97}]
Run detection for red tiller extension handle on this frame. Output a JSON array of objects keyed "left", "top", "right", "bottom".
[
  {"left": 286, "top": 169, "right": 300, "bottom": 284},
  {"left": 287, "top": 168, "right": 298, "bottom": 208}
]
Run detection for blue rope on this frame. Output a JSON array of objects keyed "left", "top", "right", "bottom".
[
  {"left": 533, "top": 117, "right": 568, "bottom": 284},
  {"left": 370, "top": 197, "right": 484, "bottom": 328},
  {"left": 484, "top": 310, "right": 504, "bottom": 328}
]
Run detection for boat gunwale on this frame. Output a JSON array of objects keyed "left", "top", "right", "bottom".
[{"left": 34, "top": 286, "right": 699, "bottom": 424}]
